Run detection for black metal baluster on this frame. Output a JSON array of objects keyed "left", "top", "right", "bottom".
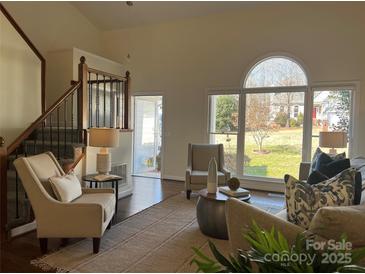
[
  {"left": 50, "top": 114, "right": 53, "bottom": 155},
  {"left": 71, "top": 92, "right": 74, "bottom": 144},
  {"left": 57, "top": 107, "right": 60, "bottom": 159},
  {"left": 110, "top": 77, "right": 113, "bottom": 128},
  {"left": 117, "top": 81, "right": 120, "bottom": 129},
  {"left": 33, "top": 130, "right": 37, "bottom": 155},
  {"left": 89, "top": 72, "right": 92, "bottom": 128},
  {"left": 15, "top": 148, "right": 19, "bottom": 219},
  {"left": 42, "top": 121, "right": 45, "bottom": 152},
  {"left": 103, "top": 75, "right": 106, "bottom": 127},
  {"left": 64, "top": 100, "right": 67, "bottom": 158},
  {"left": 96, "top": 74, "right": 99, "bottom": 127},
  {"left": 122, "top": 81, "right": 125, "bottom": 129}
]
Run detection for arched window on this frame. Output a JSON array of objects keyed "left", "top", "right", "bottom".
[
  {"left": 208, "top": 55, "right": 354, "bottom": 185},
  {"left": 245, "top": 57, "right": 307, "bottom": 88}
]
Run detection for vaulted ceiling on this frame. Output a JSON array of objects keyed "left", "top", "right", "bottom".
[{"left": 71, "top": 1, "right": 265, "bottom": 31}]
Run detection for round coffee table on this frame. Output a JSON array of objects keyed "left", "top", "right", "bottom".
[{"left": 196, "top": 188, "right": 250, "bottom": 240}]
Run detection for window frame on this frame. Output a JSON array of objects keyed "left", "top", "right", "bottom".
[{"left": 206, "top": 59, "right": 359, "bottom": 189}]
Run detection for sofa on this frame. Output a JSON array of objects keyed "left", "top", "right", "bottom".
[
  {"left": 226, "top": 157, "right": 365, "bottom": 254},
  {"left": 185, "top": 143, "right": 230, "bottom": 199}
]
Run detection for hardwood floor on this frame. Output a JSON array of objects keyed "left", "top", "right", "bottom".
[{"left": 0, "top": 177, "right": 284, "bottom": 272}]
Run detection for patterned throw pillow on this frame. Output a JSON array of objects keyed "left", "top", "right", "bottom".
[{"left": 285, "top": 168, "right": 357, "bottom": 229}]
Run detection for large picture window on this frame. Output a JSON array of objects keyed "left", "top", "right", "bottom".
[{"left": 208, "top": 56, "right": 355, "bottom": 184}]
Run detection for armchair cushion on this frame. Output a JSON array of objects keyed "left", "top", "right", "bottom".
[
  {"left": 49, "top": 173, "right": 82, "bottom": 202},
  {"left": 26, "top": 152, "right": 65, "bottom": 198},
  {"left": 72, "top": 193, "right": 115, "bottom": 222},
  {"left": 191, "top": 144, "right": 221, "bottom": 171},
  {"left": 190, "top": 170, "right": 226, "bottom": 184}
]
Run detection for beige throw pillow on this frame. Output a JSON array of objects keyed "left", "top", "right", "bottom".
[{"left": 49, "top": 173, "right": 82, "bottom": 202}]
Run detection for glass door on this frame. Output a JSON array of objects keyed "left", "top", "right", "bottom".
[{"left": 133, "top": 96, "right": 163, "bottom": 178}]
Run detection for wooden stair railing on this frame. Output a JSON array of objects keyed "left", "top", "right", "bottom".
[
  {"left": 0, "top": 57, "right": 131, "bottom": 241},
  {"left": 79, "top": 56, "right": 131, "bottom": 130}
]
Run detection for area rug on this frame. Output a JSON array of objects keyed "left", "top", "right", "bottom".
[{"left": 31, "top": 193, "right": 231, "bottom": 272}]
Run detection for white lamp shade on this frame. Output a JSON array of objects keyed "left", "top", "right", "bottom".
[
  {"left": 319, "top": 131, "right": 347, "bottom": 148},
  {"left": 89, "top": 128, "right": 119, "bottom": 148}
]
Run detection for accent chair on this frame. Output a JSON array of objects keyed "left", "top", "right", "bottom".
[
  {"left": 185, "top": 143, "right": 231, "bottom": 199},
  {"left": 14, "top": 152, "right": 115, "bottom": 254}
]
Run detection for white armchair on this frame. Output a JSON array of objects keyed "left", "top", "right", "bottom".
[
  {"left": 14, "top": 152, "right": 115, "bottom": 254},
  {"left": 185, "top": 143, "right": 230, "bottom": 199}
]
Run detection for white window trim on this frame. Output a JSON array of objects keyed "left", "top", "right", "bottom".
[
  {"left": 131, "top": 92, "right": 166, "bottom": 179},
  {"left": 207, "top": 81, "right": 360, "bottom": 192},
  {"left": 310, "top": 81, "right": 360, "bottom": 158}
]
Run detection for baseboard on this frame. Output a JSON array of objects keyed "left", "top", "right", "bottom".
[
  {"left": 162, "top": 175, "right": 184, "bottom": 182},
  {"left": 118, "top": 183, "right": 133, "bottom": 199},
  {"left": 10, "top": 221, "right": 36, "bottom": 238}
]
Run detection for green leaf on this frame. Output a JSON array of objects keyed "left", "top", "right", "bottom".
[
  {"left": 192, "top": 247, "right": 216, "bottom": 264},
  {"left": 209, "top": 241, "right": 237, "bottom": 272},
  {"left": 351, "top": 246, "right": 365, "bottom": 264}
]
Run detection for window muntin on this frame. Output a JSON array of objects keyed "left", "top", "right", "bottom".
[{"left": 245, "top": 57, "right": 307, "bottom": 88}]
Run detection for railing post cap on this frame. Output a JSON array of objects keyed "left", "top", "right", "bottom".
[
  {"left": 125, "top": 71, "right": 130, "bottom": 78},
  {"left": 80, "top": 56, "right": 86, "bottom": 64}
]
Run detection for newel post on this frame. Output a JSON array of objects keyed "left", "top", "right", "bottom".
[
  {"left": 78, "top": 56, "right": 89, "bottom": 137},
  {"left": 0, "top": 137, "right": 8, "bottom": 243},
  {"left": 124, "top": 71, "right": 130, "bottom": 129}
]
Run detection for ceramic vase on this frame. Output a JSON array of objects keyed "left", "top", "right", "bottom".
[{"left": 207, "top": 157, "right": 218, "bottom": 194}]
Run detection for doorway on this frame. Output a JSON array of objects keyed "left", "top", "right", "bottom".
[{"left": 133, "top": 96, "right": 163, "bottom": 178}]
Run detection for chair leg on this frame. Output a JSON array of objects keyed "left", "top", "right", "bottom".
[
  {"left": 39, "top": 238, "right": 48, "bottom": 254},
  {"left": 93, "top": 238, "right": 101, "bottom": 254},
  {"left": 186, "top": 190, "right": 191, "bottom": 200}
]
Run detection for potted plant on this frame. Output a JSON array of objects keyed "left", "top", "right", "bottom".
[{"left": 191, "top": 221, "right": 365, "bottom": 273}]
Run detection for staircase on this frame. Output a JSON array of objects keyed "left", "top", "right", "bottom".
[
  {"left": 0, "top": 5, "right": 131, "bottom": 240},
  {"left": 6, "top": 126, "right": 85, "bottom": 229}
]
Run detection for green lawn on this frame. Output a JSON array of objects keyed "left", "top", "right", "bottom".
[
  {"left": 215, "top": 128, "right": 303, "bottom": 179},
  {"left": 215, "top": 127, "right": 349, "bottom": 179}
]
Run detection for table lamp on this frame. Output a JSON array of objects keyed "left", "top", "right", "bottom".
[
  {"left": 89, "top": 128, "right": 119, "bottom": 174},
  {"left": 319, "top": 131, "right": 347, "bottom": 155}
]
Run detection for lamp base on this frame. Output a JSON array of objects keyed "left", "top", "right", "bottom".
[{"left": 96, "top": 153, "right": 111, "bottom": 174}]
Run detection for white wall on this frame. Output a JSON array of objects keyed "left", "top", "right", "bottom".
[
  {"left": 2, "top": 2, "right": 102, "bottom": 56},
  {"left": 0, "top": 11, "right": 41, "bottom": 146},
  {"left": 101, "top": 2, "right": 365, "bottom": 180}
]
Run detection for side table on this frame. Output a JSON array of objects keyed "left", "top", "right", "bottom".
[{"left": 196, "top": 188, "right": 250, "bottom": 240}]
